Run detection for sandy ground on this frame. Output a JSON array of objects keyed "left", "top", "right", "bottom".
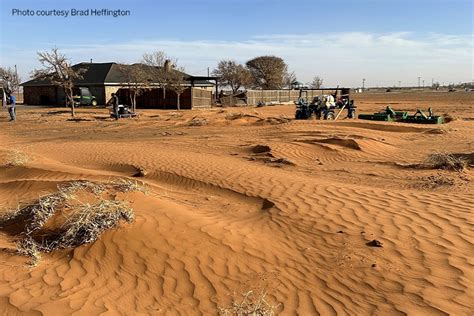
[{"left": 0, "top": 91, "right": 473, "bottom": 315}]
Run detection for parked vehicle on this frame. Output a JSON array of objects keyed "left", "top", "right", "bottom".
[{"left": 73, "top": 87, "right": 97, "bottom": 106}]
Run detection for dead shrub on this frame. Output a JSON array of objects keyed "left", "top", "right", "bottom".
[
  {"left": 419, "top": 174, "right": 456, "bottom": 190},
  {"left": 218, "top": 289, "right": 280, "bottom": 316},
  {"left": 0, "top": 180, "right": 143, "bottom": 266},
  {"left": 225, "top": 113, "right": 261, "bottom": 121},
  {"left": 425, "top": 152, "right": 468, "bottom": 172},
  {"left": 188, "top": 117, "right": 208, "bottom": 126},
  {"left": 1, "top": 149, "right": 29, "bottom": 168}
]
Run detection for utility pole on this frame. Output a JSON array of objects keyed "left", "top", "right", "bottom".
[
  {"left": 422, "top": 79, "right": 425, "bottom": 88},
  {"left": 207, "top": 67, "right": 210, "bottom": 77},
  {"left": 431, "top": 78, "right": 434, "bottom": 86},
  {"left": 362, "top": 78, "right": 366, "bottom": 90},
  {"left": 399, "top": 80, "right": 401, "bottom": 88},
  {"left": 418, "top": 77, "right": 421, "bottom": 89}
]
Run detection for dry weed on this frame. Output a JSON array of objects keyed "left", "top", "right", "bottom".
[
  {"left": 188, "top": 117, "right": 208, "bottom": 126},
  {"left": 1, "top": 149, "right": 29, "bottom": 167},
  {"left": 0, "top": 179, "right": 143, "bottom": 266},
  {"left": 225, "top": 113, "right": 261, "bottom": 121},
  {"left": 425, "top": 152, "right": 468, "bottom": 172},
  {"left": 218, "top": 289, "right": 280, "bottom": 316}
]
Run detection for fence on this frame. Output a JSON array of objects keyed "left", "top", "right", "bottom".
[
  {"left": 191, "top": 88, "right": 213, "bottom": 108},
  {"left": 225, "top": 89, "right": 339, "bottom": 106}
]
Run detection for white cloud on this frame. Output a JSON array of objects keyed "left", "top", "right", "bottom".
[{"left": 3, "top": 32, "right": 472, "bottom": 87}]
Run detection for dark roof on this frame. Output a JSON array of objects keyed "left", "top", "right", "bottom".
[{"left": 22, "top": 62, "right": 214, "bottom": 87}]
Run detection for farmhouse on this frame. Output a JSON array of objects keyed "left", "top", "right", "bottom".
[{"left": 22, "top": 62, "right": 217, "bottom": 109}]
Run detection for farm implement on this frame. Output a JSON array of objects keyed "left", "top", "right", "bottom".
[{"left": 358, "top": 106, "right": 445, "bottom": 124}]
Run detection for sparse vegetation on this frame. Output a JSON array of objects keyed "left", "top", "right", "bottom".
[
  {"left": 1, "top": 149, "right": 29, "bottom": 167},
  {"left": 225, "top": 112, "right": 261, "bottom": 121},
  {"left": 419, "top": 174, "right": 456, "bottom": 190},
  {"left": 188, "top": 117, "right": 208, "bottom": 126},
  {"left": 218, "top": 289, "right": 280, "bottom": 316},
  {"left": 425, "top": 152, "right": 468, "bottom": 172},
  {"left": 0, "top": 180, "right": 145, "bottom": 266}
]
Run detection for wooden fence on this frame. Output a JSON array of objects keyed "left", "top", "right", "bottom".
[
  {"left": 191, "top": 88, "right": 213, "bottom": 108},
  {"left": 226, "top": 89, "right": 339, "bottom": 106}
]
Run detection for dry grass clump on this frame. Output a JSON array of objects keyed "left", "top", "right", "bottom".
[
  {"left": 110, "top": 178, "right": 148, "bottom": 193},
  {"left": 425, "top": 152, "right": 468, "bottom": 172},
  {"left": 418, "top": 174, "right": 456, "bottom": 190},
  {"left": 188, "top": 117, "right": 208, "bottom": 126},
  {"left": 41, "top": 199, "right": 134, "bottom": 250},
  {"left": 225, "top": 113, "right": 261, "bottom": 121},
  {"left": 218, "top": 289, "right": 280, "bottom": 316},
  {"left": 1, "top": 149, "right": 29, "bottom": 167},
  {"left": 256, "top": 116, "right": 291, "bottom": 125},
  {"left": 0, "top": 191, "right": 64, "bottom": 234},
  {"left": 0, "top": 179, "right": 143, "bottom": 266}
]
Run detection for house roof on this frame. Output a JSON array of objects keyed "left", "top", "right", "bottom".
[{"left": 22, "top": 62, "right": 215, "bottom": 87}]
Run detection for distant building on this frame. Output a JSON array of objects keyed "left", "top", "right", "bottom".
[{"left": 21, "top": 62, "right": 217, "bottom": 109}]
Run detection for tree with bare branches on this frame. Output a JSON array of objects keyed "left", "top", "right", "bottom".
[
  {"left": 0, "top": 66, "right": 21, "bottom": 97},
  {"left": 32, "top": 48, "right": 85, "bottom": 117},
  {"left": 310, "top": 76, "right": 324, "bottom": 89},
  {"left": 167, "top": 66, "right": 187, "bottom": 110},
  {"left": 142, "top": 51, "right": 177, "bottom": 100},
  {"left": 246, "top": 56, "right": 288, "bottom": 89},
  {"left": 116, "top": 63, "right": 151, "bottom": 112},
  {"left": 283, "top": 71, "right": 297, "bottom": 89},
  {"left": 212, "top": 60, "right": 252, "bottom": 94}
]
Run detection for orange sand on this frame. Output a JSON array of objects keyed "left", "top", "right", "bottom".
[{"left": 0, "top": 91, "right": 473, "bottom": 315}]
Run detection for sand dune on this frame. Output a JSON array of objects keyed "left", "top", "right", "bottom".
[{"left": 0, "top": 92, "right": 473, "bottom": 315}]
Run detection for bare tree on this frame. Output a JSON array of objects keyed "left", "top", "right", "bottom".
[
  {"left": 168, "top": 66, "right": 187, "bottom": 110},
  {"left": 0, "top": 66, "right": 21, "bottom": 96},
  {"left": 142, "top": 51, "right": 177, "bottom": 99},
  {"left": 212, "top": 60, "right": 252, "bottom": 94},
  {"left": 283, "top": 71, "right": 297, "bottom": 89},
  {"left": 116, "top": 63, "right": 150, "bottom": 112},
  {"left": 310, "top": 76, "right": 324, "bottom": 89},
  {"left": 32, "top": 48, "right": 85, "bottom": 117},
  {"left": 246, "top": 56, "right": 288, "bottom": 89}
]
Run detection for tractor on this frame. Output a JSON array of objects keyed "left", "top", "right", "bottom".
[{"left": 294, "top": 88, "right": 356, "bottom": 120}]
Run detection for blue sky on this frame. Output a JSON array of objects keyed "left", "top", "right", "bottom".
[{"left": 1, "top": 0, "right": 472, "bottom": 87}]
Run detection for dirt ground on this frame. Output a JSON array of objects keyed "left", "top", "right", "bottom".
[{"left": 0, "top": 91, "right": 473, "bottom": 315}]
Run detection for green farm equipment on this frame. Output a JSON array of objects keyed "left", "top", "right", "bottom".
[{"left": 358, "top": 106, "right": 444, "bottom": 124}]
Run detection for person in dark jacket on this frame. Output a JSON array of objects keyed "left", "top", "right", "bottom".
[{"left": 111, "top": 93, "right": 119, "bottom": 120}]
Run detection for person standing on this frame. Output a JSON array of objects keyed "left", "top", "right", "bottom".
[
  {"left": 7, "top": 94, "right": 16, "bottom": 121},
  {"left": 111, "top": 93, "right": 119, "bottom": 120}
]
